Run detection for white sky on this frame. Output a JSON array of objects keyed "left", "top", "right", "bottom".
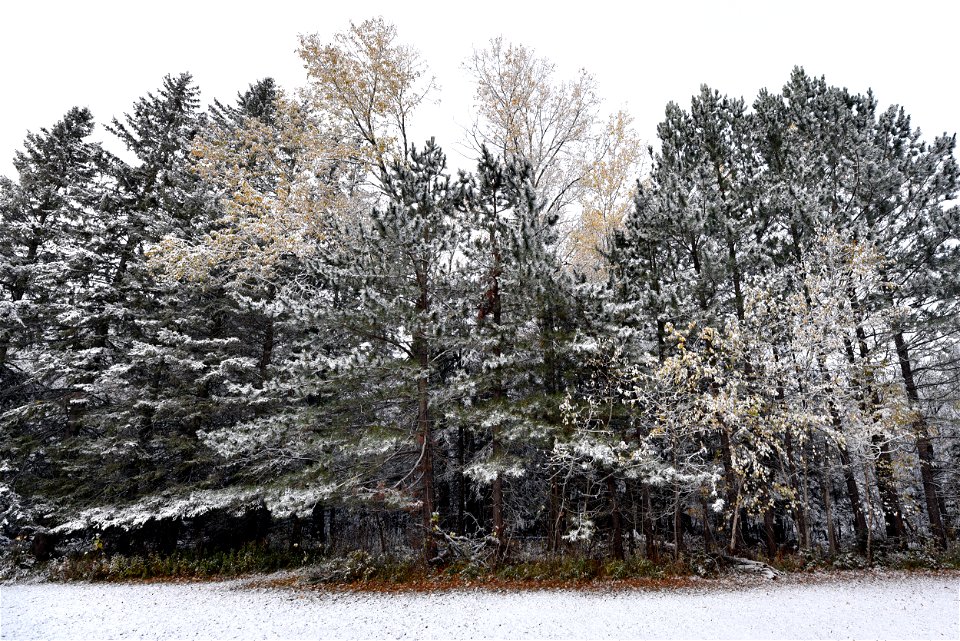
[{"left": 2, "top": 0, "right": 958, "bottom": 178}]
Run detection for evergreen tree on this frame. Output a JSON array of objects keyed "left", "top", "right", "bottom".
[
  {"left": 452, "top": 147, "right": 576, "bottom": 553},
  {"left": 0, "top": 106, "right": 122, "bottom": 511}
]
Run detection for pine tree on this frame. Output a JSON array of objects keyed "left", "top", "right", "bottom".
[
  {"left": 453, "top": 147, "right": 576, "bottom": 554},
  {"left": 204, "top": 139, "right": 464, "bottom": 561},
  {"left": 757, "top": 69, "right": 960, "bottom": 548},
  {"left": 0, "top": 106, "right": 126, "bottom": 512}
]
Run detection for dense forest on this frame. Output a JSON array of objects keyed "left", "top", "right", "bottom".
[{"left": 2, "top": 19, "right": 958, "bottom": 572}]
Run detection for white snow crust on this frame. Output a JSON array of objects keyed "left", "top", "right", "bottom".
[{"left": 2, "top": 572, "right": 957, "bottom": 640}]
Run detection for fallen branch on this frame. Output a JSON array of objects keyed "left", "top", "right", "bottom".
[
  {"left": 430, "top": 527, "right": 499, "bottom": 565},
  {"left": 721, "top": 554, "right": 783, "bottom": 580}
]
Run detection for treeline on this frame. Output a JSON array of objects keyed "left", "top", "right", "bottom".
[{"left": 1, "top": 19, "right": 958, "bottom": 567}]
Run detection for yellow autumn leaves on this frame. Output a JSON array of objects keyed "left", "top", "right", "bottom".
[
  {"left": 152, "top": 94, "right": 358, "bottom": 283},
  {"left": 298, "top": 17, "right": 433, "bottom": 170},
  {"left": 150, "top": 18, "right": 646, "bottom": 284},
  {"left": 465, "top": 39, "right": 647, "bottom": 277},
  {"left": 570, "top": 111, "right": 646, "bottom": 277}
]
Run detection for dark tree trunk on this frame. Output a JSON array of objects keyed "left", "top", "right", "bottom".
[
  {"left": 457, "top": 424, "right": 466, "bottom": 535},
  {"left": 783, "top": 427, "right": 809, "bottom": 549},
  {"left": 836, "top": 441, "right": 868, "bottom": 553},
  {"left": 548, "top": 478, "right": 563, "bottom": 553},
  {"left": 259, "top": 318, "right": 274, "bottom": 384},
  {"left": 478, "top": 222, "right": 507, "bottom": 556},
  {"left": 490, "top": 379, "right": 505, "bottom": 556},
  {"left": 312, "top": 504, "right": 327, "bottom": 547},
  {"left": 819, "top": 454, "right": 838, "bottom": 556},
  {"left": 764, "top": 507, "right": 777, "bottom": 560},
  {"left": 492, "top": 469, "right": 504, "bottom": 556},
  {"left": 642, "top": 483, "right": 657, "bottom": 561},
  {"left": 327, "top": 507, "right": 336, "bottom": 551},
  {"left": 607, "top": 476, "right": 624, "bottom": 561},
  {"left": 700, "top": 495, "right": 715, "bottom": 554},
  {"left": 845, "top": 326, "right": 908, "bottom": 549},
  {"left": 872, "top": 435, "right": 908, "bottom": 547},
  {"left": 892, "top": 329, "right": 947, "bottom": 547},
  {"left": 673, "top": 489, "right": 685, "bottom": 558},
  {"left": 416, "top": 360, "right": 436, "bottom": 562},
  {"left": 719, "top": 428, "right": 739, "bottom": 552},
  {"left": 290, "top": 515, "right": 303, "bottom": 550}
]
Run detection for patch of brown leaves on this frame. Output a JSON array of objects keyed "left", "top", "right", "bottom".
[
  {"left": 240, "top": 566, "right": 960, "bottom": 595},
  {"left": 245, "top": 573, "right": 706, "bottom": 594}
]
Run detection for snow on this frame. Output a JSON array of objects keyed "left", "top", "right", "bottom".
[{"left": 1, "top": 572, "right": 957, "bottom": 640}]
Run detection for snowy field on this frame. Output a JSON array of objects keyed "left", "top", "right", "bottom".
[{"left": 2, "top": 572, "right": 958, "bottom": 640}]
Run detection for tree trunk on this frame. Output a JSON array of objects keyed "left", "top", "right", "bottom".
[
  {"left": 492, "top": 469, "right": 505, "bottom": 557},
  {"left": 764, "top": 507, "right": 777, "bottom": 560},
  {"left": 719, "top": 427, "right": 739, "bottom": 552},
  {"left": 312, "top": 504, "right": 327, "bottom": 548},
  {"left": 607, "top": 476, "right": 624, "bottom": 560},
  {"left": 485, "top": 226, "right": 507, "bottom": 557},
  {"left": 417, "top": 367, "right": 436, "bottom": 562},
  {"left": 817, "top": 350, "right": 868, "bottom": 551},
  {"left": 490, "top": 373, "right": 505, "bottom": 556},
  {"left": 872, "top": 435, "right": 907, "bottom": 547},
  {"left": 549, "top": 478, "right": 562, "bottom": 554},
  {"left": 327, "top": 507, "right": 336, "bottom": 552},
  {"left": 669, "top": 445, "right": 685, "bottom": 558},
  {"left": 258, "top": 318, "right": 274, "bottom": 384},
  {"left": 727, "top": 498, "right": 741, "bottom": 556},
  {"left": 800, "top": 445, "right": 812, "bottom": 549},
  {"left": 819, "top": 453, "right": 838, "bottom": 556},
  {"left": 701, "top": 494, "right": 715, "bottom": 554},
  {"left": 892, "top": 329, "right": 947, "bottom": 548},
  {"left": 784, "top": 426, "right": 809, "bottom": 549},
  {"left": 673, "top": 484, "right": 685, "bottom": 558},
  {"left": 836, "top": 441, "right": 868, "bottom": 553},
  {"left": 845, "top": 327, "right": 907, "bottom": 549},
  {"left": 642, "top": 483, "right": 657, "bottom": 561},
  {"left": 457, "top": 424, "right": 466, "bottom": 535}
]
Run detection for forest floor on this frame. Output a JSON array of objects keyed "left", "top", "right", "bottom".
[{"left": 2, "top": 569, "right": 958, "bottom": 639}]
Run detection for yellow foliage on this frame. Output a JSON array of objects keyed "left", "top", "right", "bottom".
[
  {"left": 151, "top": 92, "right": 361, "bottom": 283},
  {"left": 466, "top": 37, "right": 599, "bottom": 220},
  {"left": 569, "top": 111, "right": 646, "bottom": 279},
  {"left": 298, "top": 18, "right": 433, "bottom": 173}
]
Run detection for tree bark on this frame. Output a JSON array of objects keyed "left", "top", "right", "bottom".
[
  {"left": 783, "top": 426, "right": 809, "bottom": 549},
  {"left": 719, "top": 427, "right": 739, "bottom": 552},
  {"left": 763, "top": 507, "right": 777, "bottom": 560},
  {"left": 258, "top": 318, "right": 274, "bottom": 384},
  {"left": 416, "top": 365, "right": 436, "bottom": 562},
  {"left": 700, "top": 494, "right": 716, "bottom": 554},
  {"left": 673, "top": 484, "right": 685, "bottom": 558},
  {"left": 492, "top": 467, "right": 505, "bottom": 557},
  {"left": 457, "top": 424, "right": 466, "bottom": 535},
  {"left": 607, "top": 476, "right": 624, "bottom": 560},
  {"left": 836, "top": 440, "right": 868, "bottom": 553},
  {"left": 481, "top": 220, "right": 507, "bottom": 557},
  {"left": 892, "top": 328, "right": 947, "bottom": 547},
  {"left": 819, "top": 454, "right": 838, "bottom": 556},
  {"left": 872, "top": 434, "right": 907, "bottom": 547},
  {"left": 641, "top": 483, "right": 657, "bottom": 561},
  {"left": 548, "top": 478, "right": 562, "bottom": 553},
  {"left": 844, "top": 328, "right": 907, "bottom": 548}
]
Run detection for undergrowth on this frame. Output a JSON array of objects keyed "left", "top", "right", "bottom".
[
  {"left": 35, "top": 543, "right": 960, "bottom": 584},
  {"left": 47, "top": 543, "right": 323, "bottom": 581}
]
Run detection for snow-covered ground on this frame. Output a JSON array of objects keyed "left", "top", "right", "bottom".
[{"left": 2, "top": 572, "right": 957, "bottom": 640}]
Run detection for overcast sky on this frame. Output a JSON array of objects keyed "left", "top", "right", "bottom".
[{"left": 2, "top": 0, "right": 957, "bottom": 177}]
